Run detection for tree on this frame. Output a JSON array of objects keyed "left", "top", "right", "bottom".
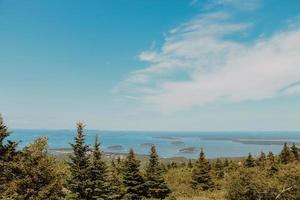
[
  {"left": 227, "top": 168, "right": 278, "bottom": 200},
  {"left": 87, "top": 135, "right": 110, "bottom": 200},
  {"left": 267, "top": 151, "right": 275, "bottom": 163},
  {"left": 291, "top": 143, "right": 299, "bottom": 161},
  {"left": 244, "top": 153, "right": 255, "bottom": 168},
  {"left": 187, "top": 159, "right": 193, "bottom": 168},
  {"left": 279, "top": 143, "right": 293, "bottom": 164},
  {"left": 0, "top": 114, "right": 18, "bottom": 161},
  {"left": 191, "top": 148, "right": 214, "bottom": 190},
  {"left": 214, "top": 158, "right": 224, "bottom": 179},
  {"left": 107, "top": 160, "right": 124, "bottom": 200},
  {"left": 1, "top": 137, "right": 66, "bottom": 200},
  {"left": 144, "top": 146, "right": 171, "bottom": 199},
  {"left": 256, "top": 151, "right": 266, "bottom": 166},
  {"left": 68, "top": 122, "right": 91, "bottom": 199},
  {"left": 122, "top": 149, "right": 146, "bottom": 200},
  {"left": 0, "top": 115, "right": 19, "bottom": 195}
]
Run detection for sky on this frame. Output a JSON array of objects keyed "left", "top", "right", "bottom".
[{"left": 1, "top": 0, "right": 300, "bottom": 131}]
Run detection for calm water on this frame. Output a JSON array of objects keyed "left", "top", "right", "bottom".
[{"left": 8, "top": 129, "right": 300, "bottom": 159}]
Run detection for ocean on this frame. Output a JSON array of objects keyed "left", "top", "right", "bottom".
[{"left": 8, "top": 129, "right": 300, "bottom": 159}]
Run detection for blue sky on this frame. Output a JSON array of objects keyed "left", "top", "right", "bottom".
[{"left": 1, "top": 0, "right": 300, "bottom": 131}]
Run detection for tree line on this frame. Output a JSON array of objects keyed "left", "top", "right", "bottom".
[{"left": 0, "top": 115, "right": 299, "bottom": 200}]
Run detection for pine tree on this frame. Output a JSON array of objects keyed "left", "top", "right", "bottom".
[
  {"left": 87, "top": 135, "right": 110, "bottom": 200},
  {"left": 122, "top": 149, "right": 146, "bottom": 200},
  {"left": 68, "top": 122, "right": 91, "bottom": 199},
  {"left": 279, "top": 142, "right": 293, "bottom": 164},
  {"left": 0, "top": 114, "right": 18, "bottom": 161},
  {"left": 214, "top": 158, "right": 224, "bottom": 179},
  {"left": 267, "top": 151, "right": 275, "bottom": 163},
  {"left": 107, "top": 160, "right": 124, "bottom": 200},
  {"left": 244, "top": 153, "right": 255, "bottom": 168},
  {"left": 191, "top": 148, "right": 214, "bottom": 190},
  {"left": 187, "top": 159, "right": 193, "bottom": 168},
  {"left": 256, "top": 151, "right": 266, "bottom": 166},
  {"left": 0, "top": 115, "right": 19, "bottom": 194},
  {"left": 223, "top": 159, "right": 230, "bottom": 168},
  {"left": 1, "top": 137, "right": 65, "bottom": 200},
  {"left": 145, "top": 146, "right": 171, "bottom": 199},
  {"left": 291, "top": 143, "right": 299, "bottom": 161}
]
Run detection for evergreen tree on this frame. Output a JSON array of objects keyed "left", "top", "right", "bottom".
[
  {"left": 187, "top": 159, "right": 193, "bottom": 168},
  {"left": 267, "top": 151, "right": 275, "bottom": 163},
  {"left": 107, "top": 160, "right": 124, "bottom": 200},
  {"left": 223, "top": 159, "right": 230, "bottom": 168},
  {"left": 1, "top": 137, "right": 65, "bottom": 200},
  {"left": 256, "top": 151, "right": 266, "bottom": 166},
  {"left": 291, "top": 143, "right": 299, "bottom": 161},
  {"left": 0, "top": 114, "right": 18, "bottom": 161},
  {"left": 68, "top": 122, "right": 91, "bottom": 199},
  {"left": 145, "top": 146, "right": 171, "bottom": 199},
  {"left": 279, "top": 142, "right": 293, "bottom": 164},
  {"left": 214, "top": 158, "right": 224, "bottom": 179},
  {"left": 244, "top": 153, "right": 255, "bottom": 168},
  {"left": 0, "top": 115, "right": 19, "bottom": 195},
  {"left": 87, "top": 135, "right": 110, "bottom": 200},
  {"left": 123, "top": 149, "right": 146, "bottom": 200},
  {"left": 191, "top": 148, "right": 214, "bottom": 190}
]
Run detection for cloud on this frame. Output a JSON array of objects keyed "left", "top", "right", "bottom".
[
  {"left": 116, "top": 11, "right": 300, "bottom": 113},
  {"left": 209, "top": 0, "right": 261, "bottom": 10}
]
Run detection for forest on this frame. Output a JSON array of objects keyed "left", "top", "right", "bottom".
[{"left": 0, "top": 115, "right": 299, "bottom": 200}]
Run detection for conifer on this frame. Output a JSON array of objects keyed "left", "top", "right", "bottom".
[
  {"left": 107, "top": 160, "right": 124, "bottom": 200},
  {"left": 145, "top": 146, "right": 171, "bottom": 199},
  {"left": 244, "top": 153, "right": 255, "bottom": 168},
  {"left": 123, "top": 149, "right": 146, "bottom": 200},
  {"left": 1, "top": 138, "right": 65, "bottom": 199},
  {"left": 187, "top": 159, "right": 193, "bottom": 168},
  {"left": 87, "top": 135, "right": 110, "bottom": 200},
  {"left": 0, "top": 115, "right": 19, "bottom": 194},
  {"left": 0, "top": 115, "right": 18, "bottom": 161},
  {"left": 279, "top": 142, "right": 293, "bottom": 164},
  {"left": 68, "top": 122, "right": 91, "bottom": 199},
  {"left": 191, "top": 148, "right": 214, "bottom": 190},
  {"left": 256, "top": 151, "right": 266, "bottom": 166},
  {"left": 214, "top": 158, "right": 224, "bottom": 178},
  {"left": 267, "top": 151, "right": 275, "bottom": 163},
  {"left": 291, "top": 143, "right": 299, "bottom": 161}
]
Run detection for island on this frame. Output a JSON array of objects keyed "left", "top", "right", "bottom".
[
  {"left": 179, "top": 147, "right": 196, "bottom": 154},
  {"left": 107, "top": 145, "right": 124, "bottom": 151}
]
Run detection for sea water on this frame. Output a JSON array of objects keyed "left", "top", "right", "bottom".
[{"left": 8, "top": 129, "right": 300, "bottom": 159}]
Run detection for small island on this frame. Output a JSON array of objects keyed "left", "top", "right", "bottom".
[
  {"left": 171, "top": 141, "right": 185, "bottom": 146},
  {"left": 107, "top": 145, "right": 124, "bottom": 151},
  {"left": 179, "top": 147, "right": 196, "bottom": 154},
  {"left": 140, "top": 143, "right": 155, "bottom": 147}
]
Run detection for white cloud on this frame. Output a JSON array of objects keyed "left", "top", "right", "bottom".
[
  {"left": 116, "top": 11, "right": 300, "bottom": 113},
  {"left": 205, "top": 0, "right": 261, "bottom": 10}
]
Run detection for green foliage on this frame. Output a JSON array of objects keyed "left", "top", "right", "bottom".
[
  {"left": 226, "top": 167, "right": 278, "bottom": 200},
  {"left": 87, "top": 135, "right": 110, "bottom": 200},
  {"left": 145, "top": 146, "right": 171, "bottom": 199},
  {"left": 187, "top": 159, "right": 193, "bottom": 169},
  {"left": 290, "top": 143, "right": 299, "bottom": 161},
  {"left": 213, "top": 158, "right": 224, "bottom": 179},
  {"left": 244, "top": 153, "right": 255, "bottom": 168},
  {"left": 279, "top": 142, "right": 293, "bottom": 164},
  {"left": 256, "top": 151, "right": 266, "bottom": 166},
  {"left": 107, "top": 160, "right": 124, "bottom": 200},
  {"left": 0, "top": 114, "right": 18, "bottom": 162},
  {"left": 191, "top": 149, "right": 214, "bottom": 190},
  {"left": 1, "top": 137, "right": 66, "bottom": 200},
  {"left": 123, "top": 149, "right": 146, "bottom": 200},
  {"left": 68, "top": 122, "right": 91, "bottom": 199}
]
